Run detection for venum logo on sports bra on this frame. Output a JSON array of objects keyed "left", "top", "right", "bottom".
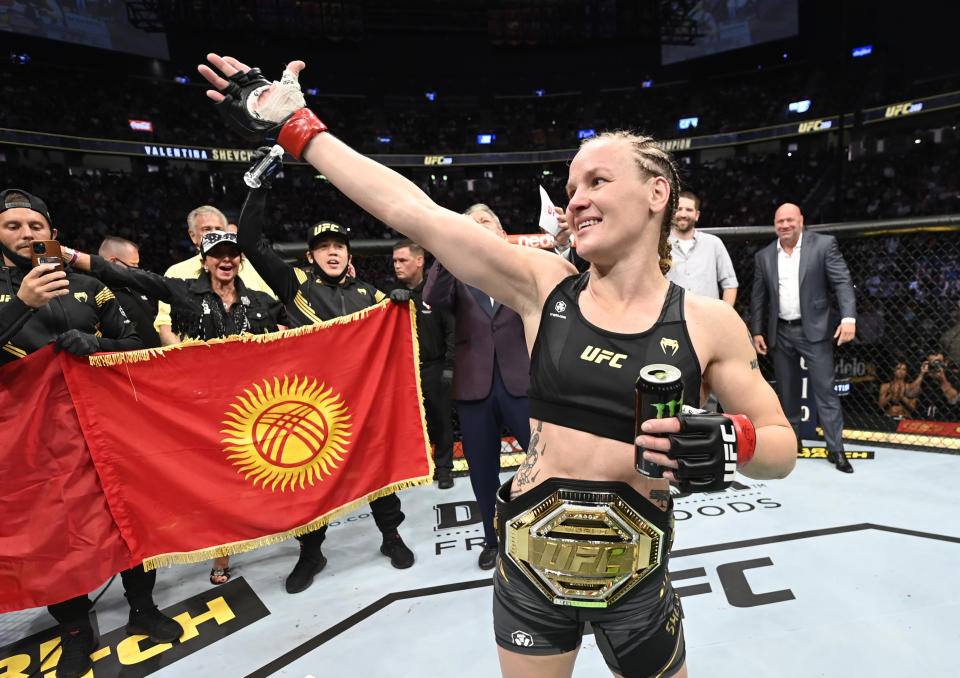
[
  {"left": 580, "top": 345, "right": 628, "bottom": 368},
  {"left": 660, "top": 337, "right": 679, "bottom": 356}
]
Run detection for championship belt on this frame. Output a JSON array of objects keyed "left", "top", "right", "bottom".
[{"left": 497, "top": 479, "right": 670, "bottom": 608}]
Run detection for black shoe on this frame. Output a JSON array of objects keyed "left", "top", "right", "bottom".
[
  {"left": 436, "top": 471, "right": 454, "bottom": 490},
  {"left": 380, "top": 533, "right": 415, "bottom": 569},
  {"left": 126, "top": 605, "right": 183, "bottom": 643},
  {"left": 478, "top": 545, "right": 498, "bottom": 570},
  {"left": 57, "top": 624, "right": 97, "bottom": 678},
  {"left": 828, "top": 450, "right": 854, "bottom": 473},
  {"left": 285, "top": 549, "right": 327, "bottom": 593}
]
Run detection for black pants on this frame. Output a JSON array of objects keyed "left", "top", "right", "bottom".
[
  {"left": 299, "top": 492, "right": 404, "bottom": 551},
  {"left": 773, "top": 322, "right": 845, "bottom": 452},
  {"left": 421, "top": 360, "right": 454, "bottom": 474},
  {"left": 47, "top": 565, "right": 156, "bottom": 628},
  {"left": 456, "top": 361, "right": 530, "bottom": 547}
]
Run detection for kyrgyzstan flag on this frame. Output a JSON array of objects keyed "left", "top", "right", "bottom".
[
  {"left": 0, "top": 301, "right": 431, "bottom": 612},
  {"left": 0, "top": 348, "right": 135, "bottom": 613}
]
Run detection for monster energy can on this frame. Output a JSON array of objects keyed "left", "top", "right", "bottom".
[{"left": 635, "top": 363, "right": 685, "bottom": 477}]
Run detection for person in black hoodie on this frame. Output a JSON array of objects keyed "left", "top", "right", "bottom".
[
  {"left": 0, "top": 188, "right": 180, "bottom": 678},
  {"left": 236, "top": 166, "right": 416, "bottom": 595}
]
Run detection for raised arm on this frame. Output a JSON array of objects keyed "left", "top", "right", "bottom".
[
  {"left": 64, "top": 249, "right": 186, "bottom": 305},
  {"left": 236, "top": 188, "right": 301, "bottom": 304},
  {"left": 198, "top": 54, "right": 574, "bottom": 317}
]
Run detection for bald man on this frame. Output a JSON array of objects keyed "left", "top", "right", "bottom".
[
  {"left": 98, "top": 236, "right": 161, "bottom": 348},
  {"left": 750, "top": 203, "right": 857, "bottom": 473}
]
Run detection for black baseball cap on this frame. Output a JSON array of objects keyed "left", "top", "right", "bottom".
[
  {"left": 0, "top": 188, "right": 53, "bottom": 228},
  {"left": 200, "top": 231, "right": 242, "bottom": 257},
  {"left": 307, "top": 221, "right": 350, "bottom": 249}
]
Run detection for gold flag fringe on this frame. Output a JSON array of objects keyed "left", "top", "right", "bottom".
[
  {"left": 408, "top": 299, "right": 436, "bottom": 480},
  {"left": 142, "top": 473, "right": 435, "bottom": 570},
  {"left": 87, "top": 300, "right": 392, "bottom": 367},
  {"left": 137, "top": 300, "right": 436, "bottom": 570},
  {"left": 78, "top": 299, "right": 435, "bottom": 569}
]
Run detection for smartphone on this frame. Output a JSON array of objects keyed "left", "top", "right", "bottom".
[{"left": 31, "top": 240, "right": 64, "bottom": 271}]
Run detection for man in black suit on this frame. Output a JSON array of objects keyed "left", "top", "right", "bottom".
[
  {"left": 751, "top": 203, "right": 857, "bottom": 473},
  {"left": 391, "top": 239, "right": 456, "bottom": 489},
  {"left": 423, "top": 204, "right": 531, "bottom": 570}
]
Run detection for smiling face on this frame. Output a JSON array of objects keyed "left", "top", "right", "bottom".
[
  {"left": 564, "top": 136, "right": 669, "bottom": 265},
  {"left": 674, "top": 196, "right": 699, "bottom": 235},
  {"left": 774, "top": 203, "right": 804, "bottom": 249},
  {"left": 203, "top": 244, "right": 241, "bottom": 285},
  {"left": 307, "top": 237, "right": 350, "bottom": 279}
]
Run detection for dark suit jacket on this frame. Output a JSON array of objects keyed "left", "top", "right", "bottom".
[
  {"left": 751, "top": 230, "right": 857, "bottom": 348},
  {"left": 423, "top": 261, "right": 530, "bottom": 401}
]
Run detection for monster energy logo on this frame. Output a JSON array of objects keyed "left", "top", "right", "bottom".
[{"left": 651, "top": 398, "right": 683, "bottom": 418}]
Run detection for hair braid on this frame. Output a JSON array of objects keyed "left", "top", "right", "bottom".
[{"left": 587, "top": 131, "right": 682, "bottom": 275}]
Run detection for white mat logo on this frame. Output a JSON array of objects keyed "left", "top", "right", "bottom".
[
  {"left": 511, "top": 630, "right": 534, "bottom": 647},
  {"left": 671, "top": 481, "right": 782, "bottom": 522}
]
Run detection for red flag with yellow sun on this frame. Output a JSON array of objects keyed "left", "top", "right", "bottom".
[{"left": 62, "top": 300, "right": 432, "bottom": 570}]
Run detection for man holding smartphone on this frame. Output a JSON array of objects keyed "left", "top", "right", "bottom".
[{"left": 0, "top": 188, "right": 182, "bottom": 678}]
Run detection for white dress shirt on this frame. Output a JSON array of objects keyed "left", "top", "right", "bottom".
[
  {"left": 776, "top": 233, "right": 803, "bottom": 321},
  {"left": 777, "top": 232, "right": 855, "bottom": 325}
]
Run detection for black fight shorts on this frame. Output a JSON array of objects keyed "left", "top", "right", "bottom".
[{"left": 492, "top": 478, "right": 685, "bottom": 678}]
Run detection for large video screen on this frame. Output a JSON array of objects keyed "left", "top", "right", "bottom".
[
  {"left": 1, "top": 1, "right": 169, "bottom": 60},
  {"left": 662, "top": 0, "right": 798, "bottom": 66}
]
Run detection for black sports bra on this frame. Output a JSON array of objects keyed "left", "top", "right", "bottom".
[{"left": 528, "top": 274, "right": 702, "bottom": 444}]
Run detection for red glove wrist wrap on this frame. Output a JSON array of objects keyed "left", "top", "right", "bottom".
[
  {"left": 277, "top": 108, "right": 328, "bottom": 161},
  {"left": 724, "top": 414, "right": 756, "bottom": 468}
]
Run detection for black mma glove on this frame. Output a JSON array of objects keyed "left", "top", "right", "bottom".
[
  {"left": 389, "top": 289, "right": 412, "bottom": 304},
  {"left": 214, "top": 68, "right": 288, "bottom": 141},
  {"left": 666, "top": 406, "right": 757, "bottom": 493},
  {"left": 53, "top": 329, "right": 100, "bottom": 356}
]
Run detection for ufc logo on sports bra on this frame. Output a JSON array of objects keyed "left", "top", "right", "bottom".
[{"left": 580, "top": 345, "right": 628, "bottom": 368}]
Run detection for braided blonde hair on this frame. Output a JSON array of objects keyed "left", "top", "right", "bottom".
[{"left": 583, "top": 131, "right": 681, "bottom": 275}]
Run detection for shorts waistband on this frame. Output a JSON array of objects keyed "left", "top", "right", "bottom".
[{"left": 495, "top": 477, "right": 673, "bottom": 609}]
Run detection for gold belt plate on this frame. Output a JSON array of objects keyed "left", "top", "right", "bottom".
[{"left": 505, "top": 488, "right": 665, "bottom": 608}]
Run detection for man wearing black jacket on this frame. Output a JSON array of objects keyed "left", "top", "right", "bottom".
[
  {"left": 0, "top": 189, "right": 181, "bottom": 678},
  {"left": 392, "top": 239, "right": 456, "bottom": 489},
  {"left": 97, "top": 236, "right": 161, "bottom": 348},
  {"left": 237, "top": 184, "right": 415, "bottom": 595}
]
